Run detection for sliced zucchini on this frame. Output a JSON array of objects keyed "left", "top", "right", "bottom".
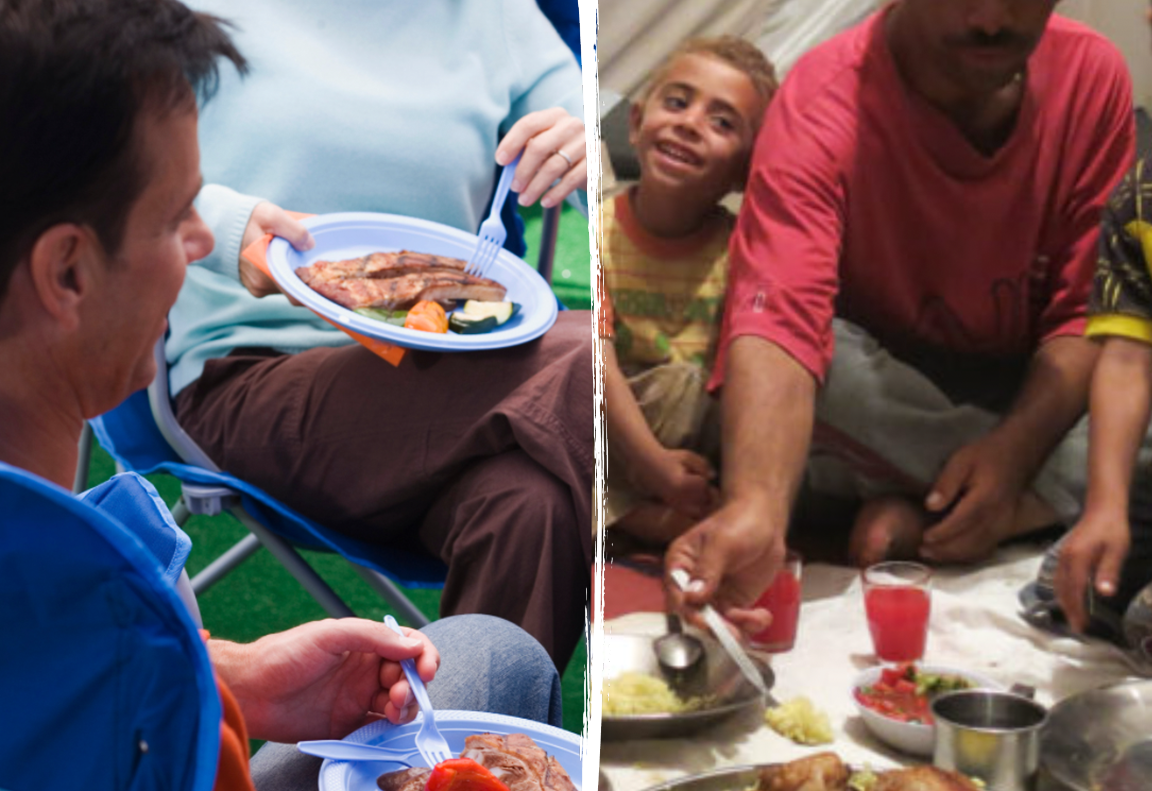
[
  {"left": 461, "top": 300, "right": 520, "bottom": 325},
  {"left": 448, "top": 312, "right": 500, "bottom": 335},
  {"left": 355, "top": 307, "right": 409, "bottom": 326}
]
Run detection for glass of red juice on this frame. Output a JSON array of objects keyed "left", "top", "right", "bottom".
[
  {"left": 862, "top": 561, "right": 931, "bottom": 662},
  {"left": 749, "top": 551, "right": 803, "bottom": 652}
]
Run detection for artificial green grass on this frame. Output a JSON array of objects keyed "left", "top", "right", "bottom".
[
  {"left": 85, "top": 444, "right": 588, "bottom": 741},
  {"left": 521, "top": 202, "right": 592, "bottom": 311}
]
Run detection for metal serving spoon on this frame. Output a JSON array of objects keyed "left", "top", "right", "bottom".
[{"left": 654, "top": 612, "right": 706, "bottom": 693}]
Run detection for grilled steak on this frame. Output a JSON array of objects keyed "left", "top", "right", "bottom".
[
  {"left": 296, "top": 250, "right": 468, "bottom": 284},
  {"left": 462, "top": 733, "right": 576, "bottom": 791},
  {"left": 376, "top": 733, "right": 576, "bottom": 791},
  {"left": 299, "top": 269, "right": 506, "bottom": 311},
  {"left": 377, "top": 767, "right": 432, "bottom": 791},
  {"left": 295, "top": 250, "right": 504, "bottom": 311}
]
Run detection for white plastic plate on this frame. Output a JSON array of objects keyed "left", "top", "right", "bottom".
[{"left": 267, "top": 212, "right": 559, "bottom": 352}]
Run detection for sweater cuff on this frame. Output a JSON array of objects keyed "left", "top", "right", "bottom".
[{"left": 194, "top": 184, "right": 265, "bottom": 283}]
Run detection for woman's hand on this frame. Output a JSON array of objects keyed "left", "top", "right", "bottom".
[
  {"left": 497, "top": 108, "right": 586, "bottom": 208},
  {"left": 237, "top": 201, "right": 314, "bottom": 301}
]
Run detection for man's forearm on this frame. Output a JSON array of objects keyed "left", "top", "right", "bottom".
[
  {"left": 997, "top": 334, "right": 1099, "bottom": 477},
  {"left": 721, "top": 335, "right": 817, "bottom": 525}
]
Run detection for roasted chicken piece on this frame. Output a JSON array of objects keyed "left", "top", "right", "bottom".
[
  {"left": 872, "top": 767, "right": 980, "bottom": 791},
  {"left": 757, "top": 752, "right": 849, "bottom": 791}
]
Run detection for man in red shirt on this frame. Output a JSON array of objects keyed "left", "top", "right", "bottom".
[{"left": 667, "top": 0, "right": 1135, "bottom": 628}]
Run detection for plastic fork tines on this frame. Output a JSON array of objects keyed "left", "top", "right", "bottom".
[
  {"left": 465, "top": 152, "right": 521, "bottom": 279},
  {"left": 383, "top": 615, "right": 453, "bottom": 766}
]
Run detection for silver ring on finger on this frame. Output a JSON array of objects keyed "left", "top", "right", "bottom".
[{"left": 552, "top": 149, "right": 575, "bottom": 168}]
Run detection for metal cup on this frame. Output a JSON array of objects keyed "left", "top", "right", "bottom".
[{"left": 932, "top": 690, "right": 1048, "bottom": 791}]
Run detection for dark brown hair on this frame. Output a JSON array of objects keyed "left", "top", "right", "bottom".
[
  {"left": 640, "top": 35, "right": 779, "bottom": 115},
  {"left": 0, "top": 0, "right": 246, "bottom": 303}
]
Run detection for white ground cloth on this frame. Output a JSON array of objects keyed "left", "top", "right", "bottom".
[{"left": 600, "top": 546, "right": 1145, "bottom": 791}]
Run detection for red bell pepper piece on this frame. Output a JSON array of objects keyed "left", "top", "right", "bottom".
[{"left": 425, "top": 758, "right": 510, "bottom": 791}]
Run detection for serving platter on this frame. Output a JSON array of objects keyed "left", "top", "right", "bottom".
[
  {"left": 267, "top": 212, "right": 559, "bottom": 352},
  {"left": 602, "top": 632, "right": 775, "bottom": 741},
  {"left": 1041, "top": 680, "right": 1152, "bottom": 791},
  {"left": 318, "top": 710, "right": 583, "bottom": 791}
]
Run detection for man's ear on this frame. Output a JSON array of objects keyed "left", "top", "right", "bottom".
[{"left": 26, "top": 224, "right": 99, "bottom": 331}]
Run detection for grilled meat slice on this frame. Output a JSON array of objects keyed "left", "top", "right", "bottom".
[
  {"left": 461, "top": 734, "right": 577, "bottom": 791},
  {"left": 302, "top": 270, "right": 506, "bottom": 311},
  {"left": 377, "top": 767, "right": 432, "bottom": 791},
  {"left": 376, "top": 733, "right": 575, "bottom": 791},
  {"left": 757, "top": 752, "right": 849, "bottom": 791},
  {"left": 296, "top": 250, "right": 468, "bottom": 285},
  {"left": 873, "top": 767, "right": 981, "bottom": 791}
]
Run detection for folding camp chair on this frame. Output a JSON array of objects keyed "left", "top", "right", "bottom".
[
  {"left": 88, "top": 339, "right": 447, "bottom": 627},
  {"left": 80, "top": 176, "right": 570, "bottom": 626},
  {"left": 0, "top": 464, "right": 219, "bottom": 791}
]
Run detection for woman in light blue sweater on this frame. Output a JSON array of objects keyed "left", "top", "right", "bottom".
[{"left": 169, "top": 0, "right": 593, "bottom": 693}]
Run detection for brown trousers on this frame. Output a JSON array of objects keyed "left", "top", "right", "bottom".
[{"left": 173, "top": 311, "right": 594, "bottom": 669}]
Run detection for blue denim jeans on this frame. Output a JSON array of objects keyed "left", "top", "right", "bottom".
[{"left": 248, "top": 614, "right": 562, "bottom": 790}]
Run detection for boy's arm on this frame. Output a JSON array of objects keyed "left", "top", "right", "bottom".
[
  {"left": 603, "top": 343, "right": 713, "bottom": 520},
  {"left": 1057, "top": 336, "right": 1152, "bottom": 631}
]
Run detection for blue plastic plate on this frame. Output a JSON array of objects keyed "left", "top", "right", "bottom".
[
  {"left": 317, "top": 710, "right": 584, "bottom": 791},
  {"left": 267, "top": 212, "right": 559, "bottom": 352}
]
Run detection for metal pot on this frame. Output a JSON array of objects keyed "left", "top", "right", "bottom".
[{"left": 932, "top": 689, "right": 1048, "bottom": 791}]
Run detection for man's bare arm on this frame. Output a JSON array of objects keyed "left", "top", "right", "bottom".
[
  {"left": 923, "top": 335, "right": 1099, "bottom": 559},
  {"left": 665, "top": 335, "right": 816, "bottom": 626}
]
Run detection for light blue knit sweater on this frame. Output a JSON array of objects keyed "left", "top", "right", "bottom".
[{"left": 168, "top": 0, "right": 585, "bottom": 394}]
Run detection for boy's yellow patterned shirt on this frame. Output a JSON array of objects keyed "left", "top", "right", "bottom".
[{"left": 599, "top": 189, "right": 733, "bottom": 370}]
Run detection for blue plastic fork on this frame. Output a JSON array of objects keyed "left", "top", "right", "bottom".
[
  {"left": 383, "top": 615, "right": 453, "bottom": 766},
  {"left": 465, "top": 152, "right": 521, "bottom": 279}
]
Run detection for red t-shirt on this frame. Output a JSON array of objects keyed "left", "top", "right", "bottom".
[{"left": 714, "top": 10, "right": 1134, "bottom": 386}]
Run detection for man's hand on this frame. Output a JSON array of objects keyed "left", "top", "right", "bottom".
[
  {"left": 920, "top": 432, "right": 1030, "bottom": 562},
  {"left": 664, "top": 495, "right": 781, "bottom": 635},
  {"left": 632, "top": 448, "right": 716, "bottom": 519},
  {"left": 497, "top": 108, "right": 586, "bottom": 208},
  {"left": 209, "top": 618, "right": 439, "bottom": 743},
  {"left": 1055, "top": 509, "right": 1130, "bottom": 632},
  {"left": 237, "top": 201, "right": 314, "bottom": 301}
]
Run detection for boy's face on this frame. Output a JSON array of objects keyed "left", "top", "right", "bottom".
[{"left": 629, "top": 52, "right": 764, "bottom": 202}]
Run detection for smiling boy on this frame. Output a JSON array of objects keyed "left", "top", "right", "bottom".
[{"left": 601, "top": 37, "right": 776, "bottom": 544}]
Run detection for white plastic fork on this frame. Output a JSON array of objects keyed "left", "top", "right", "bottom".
[
  {"left": 465, "top": 152, "right": 521, "bottom": 279},
  {"left": 383, "top": 615, "right": 453, "bottom": 766}
]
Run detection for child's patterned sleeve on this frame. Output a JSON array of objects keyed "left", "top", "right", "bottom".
[{"left": 1087, "top": 159, "right": 1152, "bottom": 345}]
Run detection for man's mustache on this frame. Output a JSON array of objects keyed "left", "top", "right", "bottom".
[{"left": 944, "top": 29, "right": 1031, "bottom": 51}]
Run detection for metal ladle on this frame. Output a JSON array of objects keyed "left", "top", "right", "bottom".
[{"left": 654, "top": 612, "right": 706, "bottom": 694}]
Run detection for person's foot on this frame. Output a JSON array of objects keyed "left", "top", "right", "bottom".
[
  {"left": 614, "top": 501, "right": 696, "bottom": 546},
  {"left": 847, "top": 495, "right": 927, "bottom": 567}
]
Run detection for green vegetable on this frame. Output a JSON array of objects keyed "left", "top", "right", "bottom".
[
  {"left": 447, "top": 301, "right": 521, "bottom": 335},
  {"left": 355, "top": 307, "right": 409, "bottom": 326},
  {"left": 914, "top": 671, "right": 974, "bottom": 697},
  {"left": 448, "top": 312, "right": 500, "bottom": 335},
  {"left": 461, "top": 300, "right": 520, "bottom": 324}
]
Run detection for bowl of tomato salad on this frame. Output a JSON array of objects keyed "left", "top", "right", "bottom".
[{"left": 851, "top": 663, "right": 1003, "bottom": 756}]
